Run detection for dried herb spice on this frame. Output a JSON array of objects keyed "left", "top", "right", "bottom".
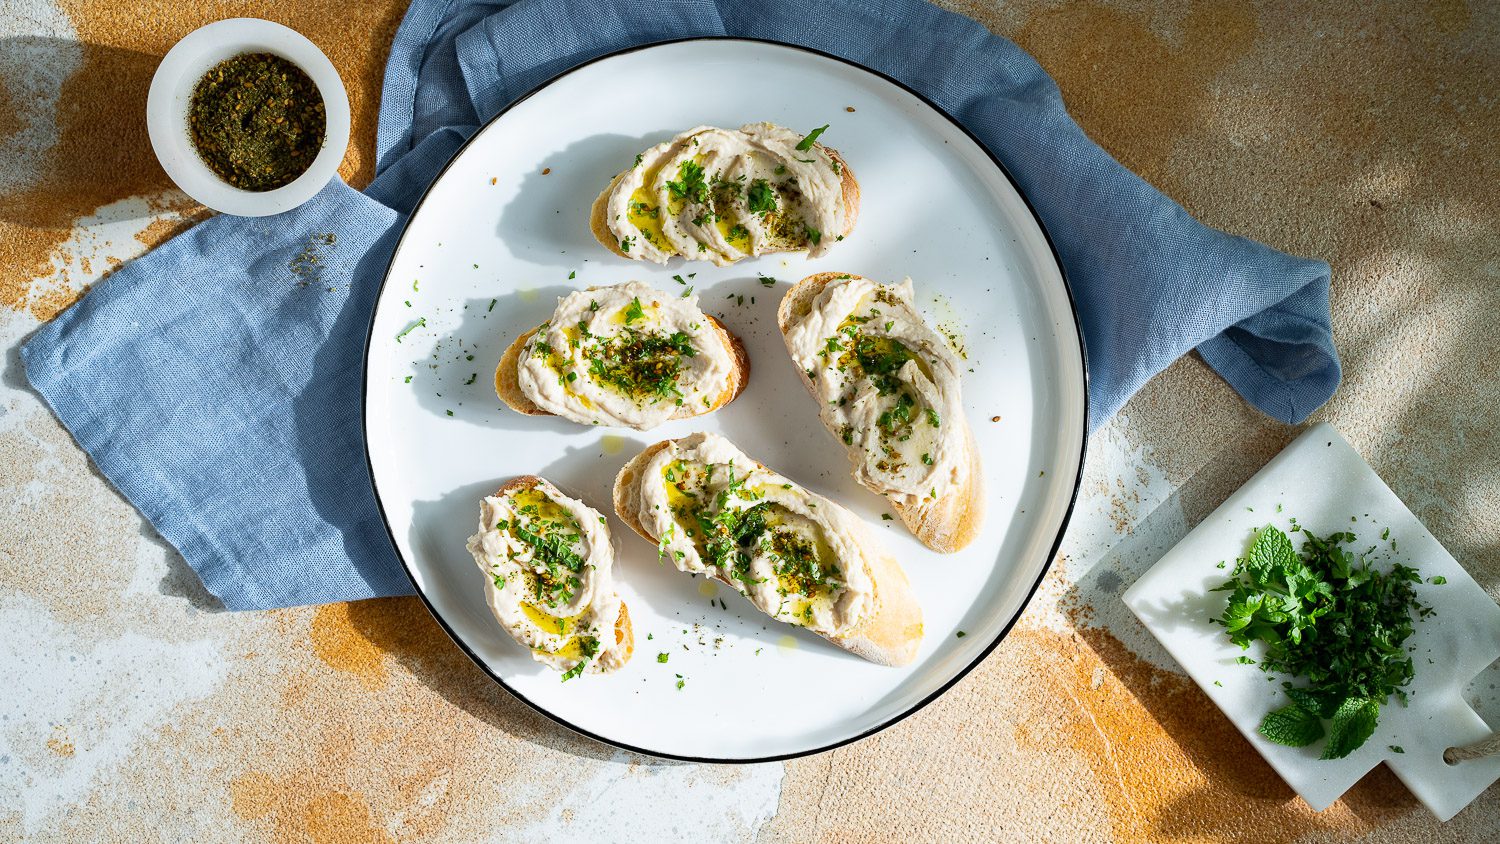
[{"left": 188, "top": 52, "right": 326, "bottom": 192}]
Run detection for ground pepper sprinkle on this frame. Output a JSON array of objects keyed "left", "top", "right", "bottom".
[{"left": 188, "top": 52, "right": 326, "bottom": 191}]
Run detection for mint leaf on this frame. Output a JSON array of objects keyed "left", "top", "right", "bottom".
[
  {"left": 1245, "top": 524, "right": 1297, "bottom": 575},
  {"left": 1284, "top": 687, "right": 1340, "bottom": 719},
  {"left": 1259, "top": 702, "right": 1325, "bottom": 747},
  {"left": 1321, "top": 697, "right": 1380, "bottom": 759}
]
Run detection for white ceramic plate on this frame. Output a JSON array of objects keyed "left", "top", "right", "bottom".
[{"left": 364, "top": 38, "right": 1087, "bottom": 761}]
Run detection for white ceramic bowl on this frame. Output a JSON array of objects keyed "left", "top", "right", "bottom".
[{"left": 146, "top": 18, "right": 350, "bottom": 217}]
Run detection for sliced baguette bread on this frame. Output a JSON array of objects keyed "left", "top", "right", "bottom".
[
  {"left": 590, "top": 123, "right": 860, "bottom": 266},
  {"left": 496, "top": 281, "right": 749, "bottom": 429},
  {"left": 778, "top": 272, "right": 984, "bottom": 553},
  {"left": 466, "top": 475, "right": 633, "bottom": 679},
  {"left": 613, "top": 433, "right": 923, "bottom": 666}
]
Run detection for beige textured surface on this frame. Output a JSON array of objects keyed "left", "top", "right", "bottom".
[{"left": 2, "top": 1, "right": 1497, "bottom": 840}]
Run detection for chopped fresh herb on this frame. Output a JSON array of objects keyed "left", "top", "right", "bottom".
[
  {"left": 623, "top": 297, "right": 646, "bottom": 324},
  {"left": 795, "top": 125, "right": 829, "bottom": 151},
  {"left": 560, "top": 636, "right": 600, "bottom": 682},
  {"left": 666, "top": 160, "right": 708, "bottom": 204},
  {"left": 681, "top": 286, "right": 693, "bottom": 298},
  {"left": 805, "top": 225, "right": 822, "bottom": 246},
  {"left": 464, "top": 373, "right": 477, "bottom": 385},
  {"left": 657, "top": 652, "right": 669, "bottom": 663},
  {"left": 403, "top": 375, "right": 412, "bottom": 384},
  {"left": 925, "top": 407, "right": 941, "bottom": 427},
  {"left": 759, "top": 275, "right": 777, "bottom": 287},
  {"left": 881, "top": 514, "right": 893, "bottom": 521},
  {"left": 854, "top": 335, "right": 914, "bottom": 394},
  {"left": 747, "top": 179, "right": 777, "bottom": 214},
  {"left": 956, "top": 630, "right": 966, "bottom": 638},
  {"left": 1216, "top": 525, "right": 1428, "bottom": 759},
  {"left": 1428, "top": 576, "right": 1446, "bottom": 585},
  {"left": 395, "top": 317, "right": 426, "bottom": 342},
  {"left": 569, "top": 271, "right": 576, "bottom": 279}
]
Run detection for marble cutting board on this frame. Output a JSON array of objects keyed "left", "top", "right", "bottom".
[{"left": 1123, "top": 422, "right": 1500, "bottom": 821}]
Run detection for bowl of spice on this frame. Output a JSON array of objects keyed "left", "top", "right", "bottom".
[{"left": 147, "top": 18, "right": 350, "bottom": 217}]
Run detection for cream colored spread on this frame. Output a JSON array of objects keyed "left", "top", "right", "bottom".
[
  {"left": 465, "top": 479, "right": 628, "bottom": 678},
  {"left": 627, "top": 432, "right": 873, "bottom": 636},
  {"left": 606, "top": 123, "right": 849, "bottom": 266},
  {"left": 516, "top": 281, "right": 734, "bottom": 429},
  {"left": 783, "top": 276, "right": 968, "bottom": 506}
]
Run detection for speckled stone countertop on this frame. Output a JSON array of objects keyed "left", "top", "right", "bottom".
[{"left": 2, "top": 1, "right": 1496, "bottom": 841}]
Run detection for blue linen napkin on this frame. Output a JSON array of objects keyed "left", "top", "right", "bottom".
[{"left": 22, "top": 0, "right": 1340, "bottom": 610}]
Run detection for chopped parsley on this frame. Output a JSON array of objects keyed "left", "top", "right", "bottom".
[
  {"left": 795, "top": 124, "right": 829, "bottom": 151},
  {"left": 623, "top": 297, "right": 646, "bottom": 324},
  {"left": 1216, "top": 525, "right": 1429, "bottom": 759},
  {"left": 747, "top": 179, "right": 777, "bottom": 214},
  {"left": 560, "top": 636, "right": 600, "bottom": 682},
  {"left": 666, "top": 160, "right": 708, "bottom": 204},
  {"left": 394, "top": 317, "right": 426, "bottom": 342},
  {"left": 854, "top": 335, "right": 915, "bottom": 395}
]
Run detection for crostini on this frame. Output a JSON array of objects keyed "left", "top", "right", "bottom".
[
  {"left": 613, "top": 432, "right": 923, "bottom": 666},
  {"left": 591, "top": 123, "right": 859, "bottom": 267},
  {"left": 465, "top": 476, "right": 634, "bottom": 680},
  {"left": 497, "top": 281, "right": 749, "bottom": 429},
  {"left": 779, "top": 273, "right": 983, "bottom": 553}
]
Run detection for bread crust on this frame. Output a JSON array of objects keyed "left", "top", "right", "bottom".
[
  {"left": 495, "top": 314, "right": 749, "bottom": 423},
  {"left": 483, "top": 475, "right": 634, "bottom": 669},
  {"left": 611, "top": 440, "right": 922, "bottom": 666},
  {"left": 589, "top": 143, "right": 859, "bottom": 262},
  {"left": 777, "top": 273, "right": 985, "bottom": 554}
]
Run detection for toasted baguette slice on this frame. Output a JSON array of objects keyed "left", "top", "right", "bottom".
[
  {"left": 778, "top": 273, "right": 984, "bottom": 554},
  {"left": 496, "top": 282, "right": 749, "bottom": 428},
  {"left": 613, "top": 435, "right": 923, "bottom": 666},
  {"left": 467, "top": 475, "right": 633, "bottom": 677},
  {"left": 590, "top": 124, "right": 860, "bottom": 265}
]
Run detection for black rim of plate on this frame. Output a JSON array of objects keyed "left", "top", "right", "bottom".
[{"left": 360, "top": 35, "right": 1091, "bottom": 764}]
